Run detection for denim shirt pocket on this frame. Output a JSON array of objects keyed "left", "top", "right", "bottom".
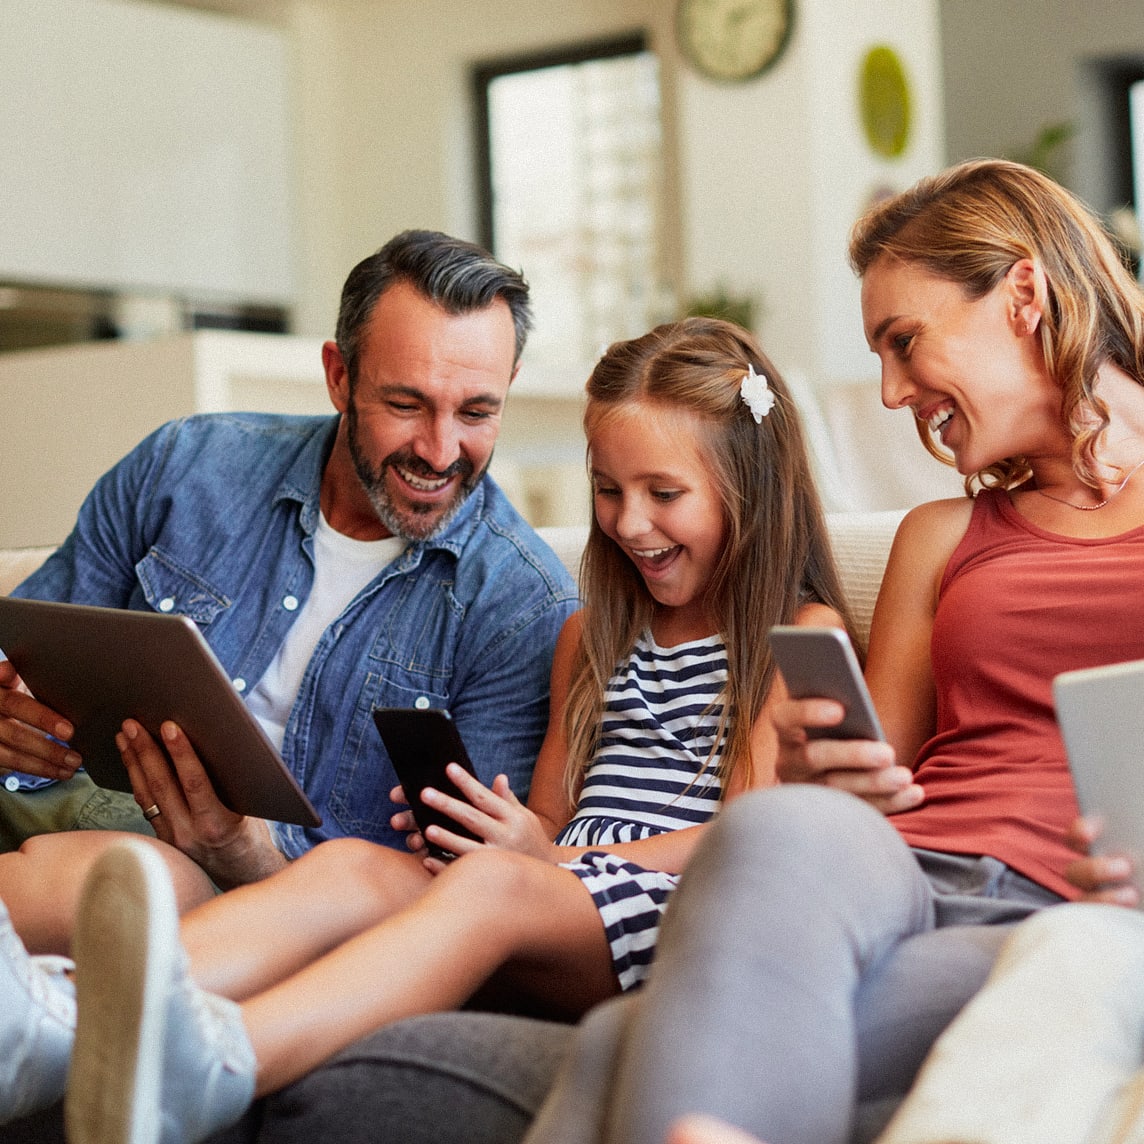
[
  {"left": 135, "top": 548, "right": 232, "bottom": 625},
  {"left": 326, "top": 670, "right": 452, "bottom": 842},
  {"left": 324, "top": 571, "right": 461, "bottom": 842}
]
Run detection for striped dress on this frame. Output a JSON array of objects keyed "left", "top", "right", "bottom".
[{"left": 556, "top": 629, "right": 727, "bottom": 990}]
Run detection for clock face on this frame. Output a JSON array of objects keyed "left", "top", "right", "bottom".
[{"left": 677, "top": 0, "right": 793, "bottom": 83}]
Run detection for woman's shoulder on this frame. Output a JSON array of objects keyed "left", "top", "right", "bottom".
[
  {"left": 879, "top": 495, "right": 977, "bottom": 600},
  {"left": 894, "top": 495, "right": 976, "bottom": 558},
  {"left": 899, "top": 493, "right": 976, "bottom": 532}
]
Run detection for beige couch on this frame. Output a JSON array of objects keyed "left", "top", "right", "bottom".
[{"left": 0, "top": 547, "right": 56, "bottom": 597}]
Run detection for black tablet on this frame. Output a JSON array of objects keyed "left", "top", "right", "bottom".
[{"left": 0, "top": 596, "right": 320, "bottom": 827}]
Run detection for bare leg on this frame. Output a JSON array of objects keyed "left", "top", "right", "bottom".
[
  {"left": 182, "top": 837, "right": 432, "bottom": 998},
  {"left": 243, "top": 846, "right": 618, "bottom": 1096},
  {"left": 0, "top": 831, "right": 214, "bottom": 954}
]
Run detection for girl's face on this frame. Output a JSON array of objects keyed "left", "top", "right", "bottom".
[
  {"left": 861, "top": 254, "right": 1066, "bottom": 475},
  {"left": 589, "top": 402, "right": 728, "bottom": 638}
]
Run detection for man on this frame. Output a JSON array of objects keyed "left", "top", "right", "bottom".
[{"left": 0, "top": 229, "right": 578, "bottom": 952}]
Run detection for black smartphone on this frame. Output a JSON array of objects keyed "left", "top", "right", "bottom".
[
  {"left": 767, "top": 626, "right": 886, "bottom": 742},
  {"left": 371, "top": 707, "right": 482, "bottom": 859}
]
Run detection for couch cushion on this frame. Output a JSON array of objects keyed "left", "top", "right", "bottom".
[
  {"left": 0, "top": 547, "right": 54, "bottom": 597},
  {"left": 827, "top": 511, "right": 905, "bottom": 652}
]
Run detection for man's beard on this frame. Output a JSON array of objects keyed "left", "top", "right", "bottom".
[{"left": 346, "top": 405, "right": 484, "bottom": 541}]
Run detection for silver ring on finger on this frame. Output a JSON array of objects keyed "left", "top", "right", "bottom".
[{"left": 142, "top": 803, "right": 162, "bottom": 822}]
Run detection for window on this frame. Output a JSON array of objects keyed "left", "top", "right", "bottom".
[{"left": 475, "top": 37, "right": 669, "bottom": 389}]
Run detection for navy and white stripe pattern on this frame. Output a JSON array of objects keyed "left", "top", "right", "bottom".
[{"left": 557, "top": 630, "right": 728, "bottom": 991}]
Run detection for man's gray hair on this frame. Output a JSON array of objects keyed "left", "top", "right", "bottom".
[{"left": 335, "top": 229, "right": 532, "bottom": 385}]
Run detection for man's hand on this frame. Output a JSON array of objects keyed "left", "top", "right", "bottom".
[
  {"left": 774, "top": 697, "right": 923, "bottom": 815},
  {"left": 117, "top": 719, "right": 286, "bottom": 889},
  {"left": 1065, "top": 815, "right": 1139, "bottom": 906},
  {"left": 0, "top": 660, "right": 84, "bottom": 781}
]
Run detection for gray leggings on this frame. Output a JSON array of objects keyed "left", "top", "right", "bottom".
[{"left": 526, "top": 785, "right": 1062, "bottom": 1144}]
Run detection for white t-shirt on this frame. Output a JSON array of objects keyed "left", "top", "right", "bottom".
[{"left": 246, "top": 513, "right": 402, "bottom": 749}]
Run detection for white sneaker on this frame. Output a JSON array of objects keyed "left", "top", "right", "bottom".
[
  {"left": 65, "top": 839, "right": 256, "bottom": 1144},
  {"left": 0, "top": 899, "right": 75, "bottom": 1122}
]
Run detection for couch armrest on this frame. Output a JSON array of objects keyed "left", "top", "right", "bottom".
[
  {"left": 826, "top": 511, "right": 905, "bottom": 653},
  {"left": 0, "top": 548, "right": 55, "bottom": 596}
]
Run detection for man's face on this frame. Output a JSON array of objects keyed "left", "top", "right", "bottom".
[{"left": 327, "top": 280, "right": 518, "bottom": 541}]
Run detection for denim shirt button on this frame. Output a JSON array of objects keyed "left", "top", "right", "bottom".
[
  {"left": 233, "top": 678, "right": 247, "bottom": 693},
  {"left": 414, "top": 695, "right": 431, "bottom": 709},
  {"left": 4, "top": 775, "right": 20, "bottom": 792},
  {"left": 283, "top": 595, "right": 299, "bottom": 611},
  {"left": 158, "top": 597, "right": 175, "bottom": 612}
]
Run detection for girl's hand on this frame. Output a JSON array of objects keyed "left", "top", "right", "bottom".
[
  {"left": 419, "top": 765, "right": 557, "bottom": 862},
  {"left": 773, "top": 696, "right": 923, "bottom": 815},
  {"left": 388, "top": 784, "right": 429, "bottom": 859},
  {"left": 1064, "top": 815, "right": 1139, "bottom": 906}
]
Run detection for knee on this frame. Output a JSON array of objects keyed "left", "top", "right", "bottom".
[
  {"left": 706, "top": 784, "right": 890, "bottom": 868},
  {"left": 301, "top": 836, "right": 393, "bottom": 881},
  {"left": 445, "top": 847, "right": 539, "bottom": 899},
  {"left": 1, "top": 830, "right": 213, "bottom": 952},
  {"left": 294, "top": 837, "right": 414, "bottom": 904}
]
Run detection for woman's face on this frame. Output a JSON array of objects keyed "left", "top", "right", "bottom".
[{"left": 860, "top": 255, "right": 1065, "bottom": 475}]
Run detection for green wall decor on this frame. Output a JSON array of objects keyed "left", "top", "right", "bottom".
[{"left": 859, "top": 45, "right": 911, "bottom": 159}]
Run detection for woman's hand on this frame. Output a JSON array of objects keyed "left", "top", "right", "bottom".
[
  {"left": 773, "top": 696, "right": 924, "bottom": 815},
  {"left": 418, "top": 765, "right": 557, "bottom": 867},
  {"left": 1064, "top": 815, "right": 1139, "bottom": 906}
]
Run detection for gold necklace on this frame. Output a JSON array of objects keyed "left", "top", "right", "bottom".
[{"left": 1034, "top": 456, "right": 1144, "bottom": 511}]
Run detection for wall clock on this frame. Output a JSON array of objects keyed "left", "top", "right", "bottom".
[{"left": 676, "top": 0, "right": 794, "bottom": 83}]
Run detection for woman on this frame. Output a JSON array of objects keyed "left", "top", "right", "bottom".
[{"left": 522, "top": 158, "right": 1144, "bottom": 1144}]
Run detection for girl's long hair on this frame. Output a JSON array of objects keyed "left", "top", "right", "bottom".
[
  {"left": 563, "top": 317, "right": 857, "bottom": 799},
  {"left": 849, "top": 158, "right": 1144, "bottom": 494}
]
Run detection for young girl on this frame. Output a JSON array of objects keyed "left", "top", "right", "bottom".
[{"left": 3, "top": 318, "right": 856, "bottom": 1143}]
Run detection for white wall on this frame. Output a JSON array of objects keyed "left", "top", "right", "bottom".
[
  {"left": 939, "top": 0, "right": 1144, "bottom": 212},
  {"left": 677, "top": 0, "right": 944, "bottom": 385},
  {"left": 0, "top": 0, "right": 295, "bottom": 304},
  {"left": 229, "top": 0, "right": 943, "bottom": 390},
  {"left": 10, "top": 0, "right": 946, "bottom": 387}
]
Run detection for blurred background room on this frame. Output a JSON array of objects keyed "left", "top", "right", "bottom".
[{"left": 2, "top": 0, "right": 1142, "bottom": 546}]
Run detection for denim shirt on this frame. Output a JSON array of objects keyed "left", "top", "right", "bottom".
[{"left": 13, "top": 413, "right": 579, "bottom": 857}]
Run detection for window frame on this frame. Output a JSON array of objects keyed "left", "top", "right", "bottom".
[{"left": 471, "top": 33, "right": 650, "bottom": 255}]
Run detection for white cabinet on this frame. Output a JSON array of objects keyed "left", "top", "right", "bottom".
[
  {"left": 0, "top": 332, "right": 327, "bottom": 548},
  {"left": 0, "top": 331, "right": 589, "bottom": 549}
]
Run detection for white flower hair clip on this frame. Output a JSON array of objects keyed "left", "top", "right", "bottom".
[{"left": 740, "top": 363, "right": 775, "bottom": 423}]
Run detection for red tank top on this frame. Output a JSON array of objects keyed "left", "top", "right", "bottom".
[{"left": 892, "top": 488, "right": 1144, "bottom": 898}]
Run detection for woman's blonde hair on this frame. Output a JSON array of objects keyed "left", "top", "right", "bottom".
[
  {"left": 562, "top": 316, "right": 857, "bottom": 799},
  {"left": 849, "top": 158, "right": 1144, "bottom": 494}
]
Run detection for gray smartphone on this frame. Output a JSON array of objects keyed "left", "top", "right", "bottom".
[
  {"left": 767, "top": 626, "right": 885, "bottom": 742},
  {"left": 371, "top": 706, "right": 481, "bottom": 860}
]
